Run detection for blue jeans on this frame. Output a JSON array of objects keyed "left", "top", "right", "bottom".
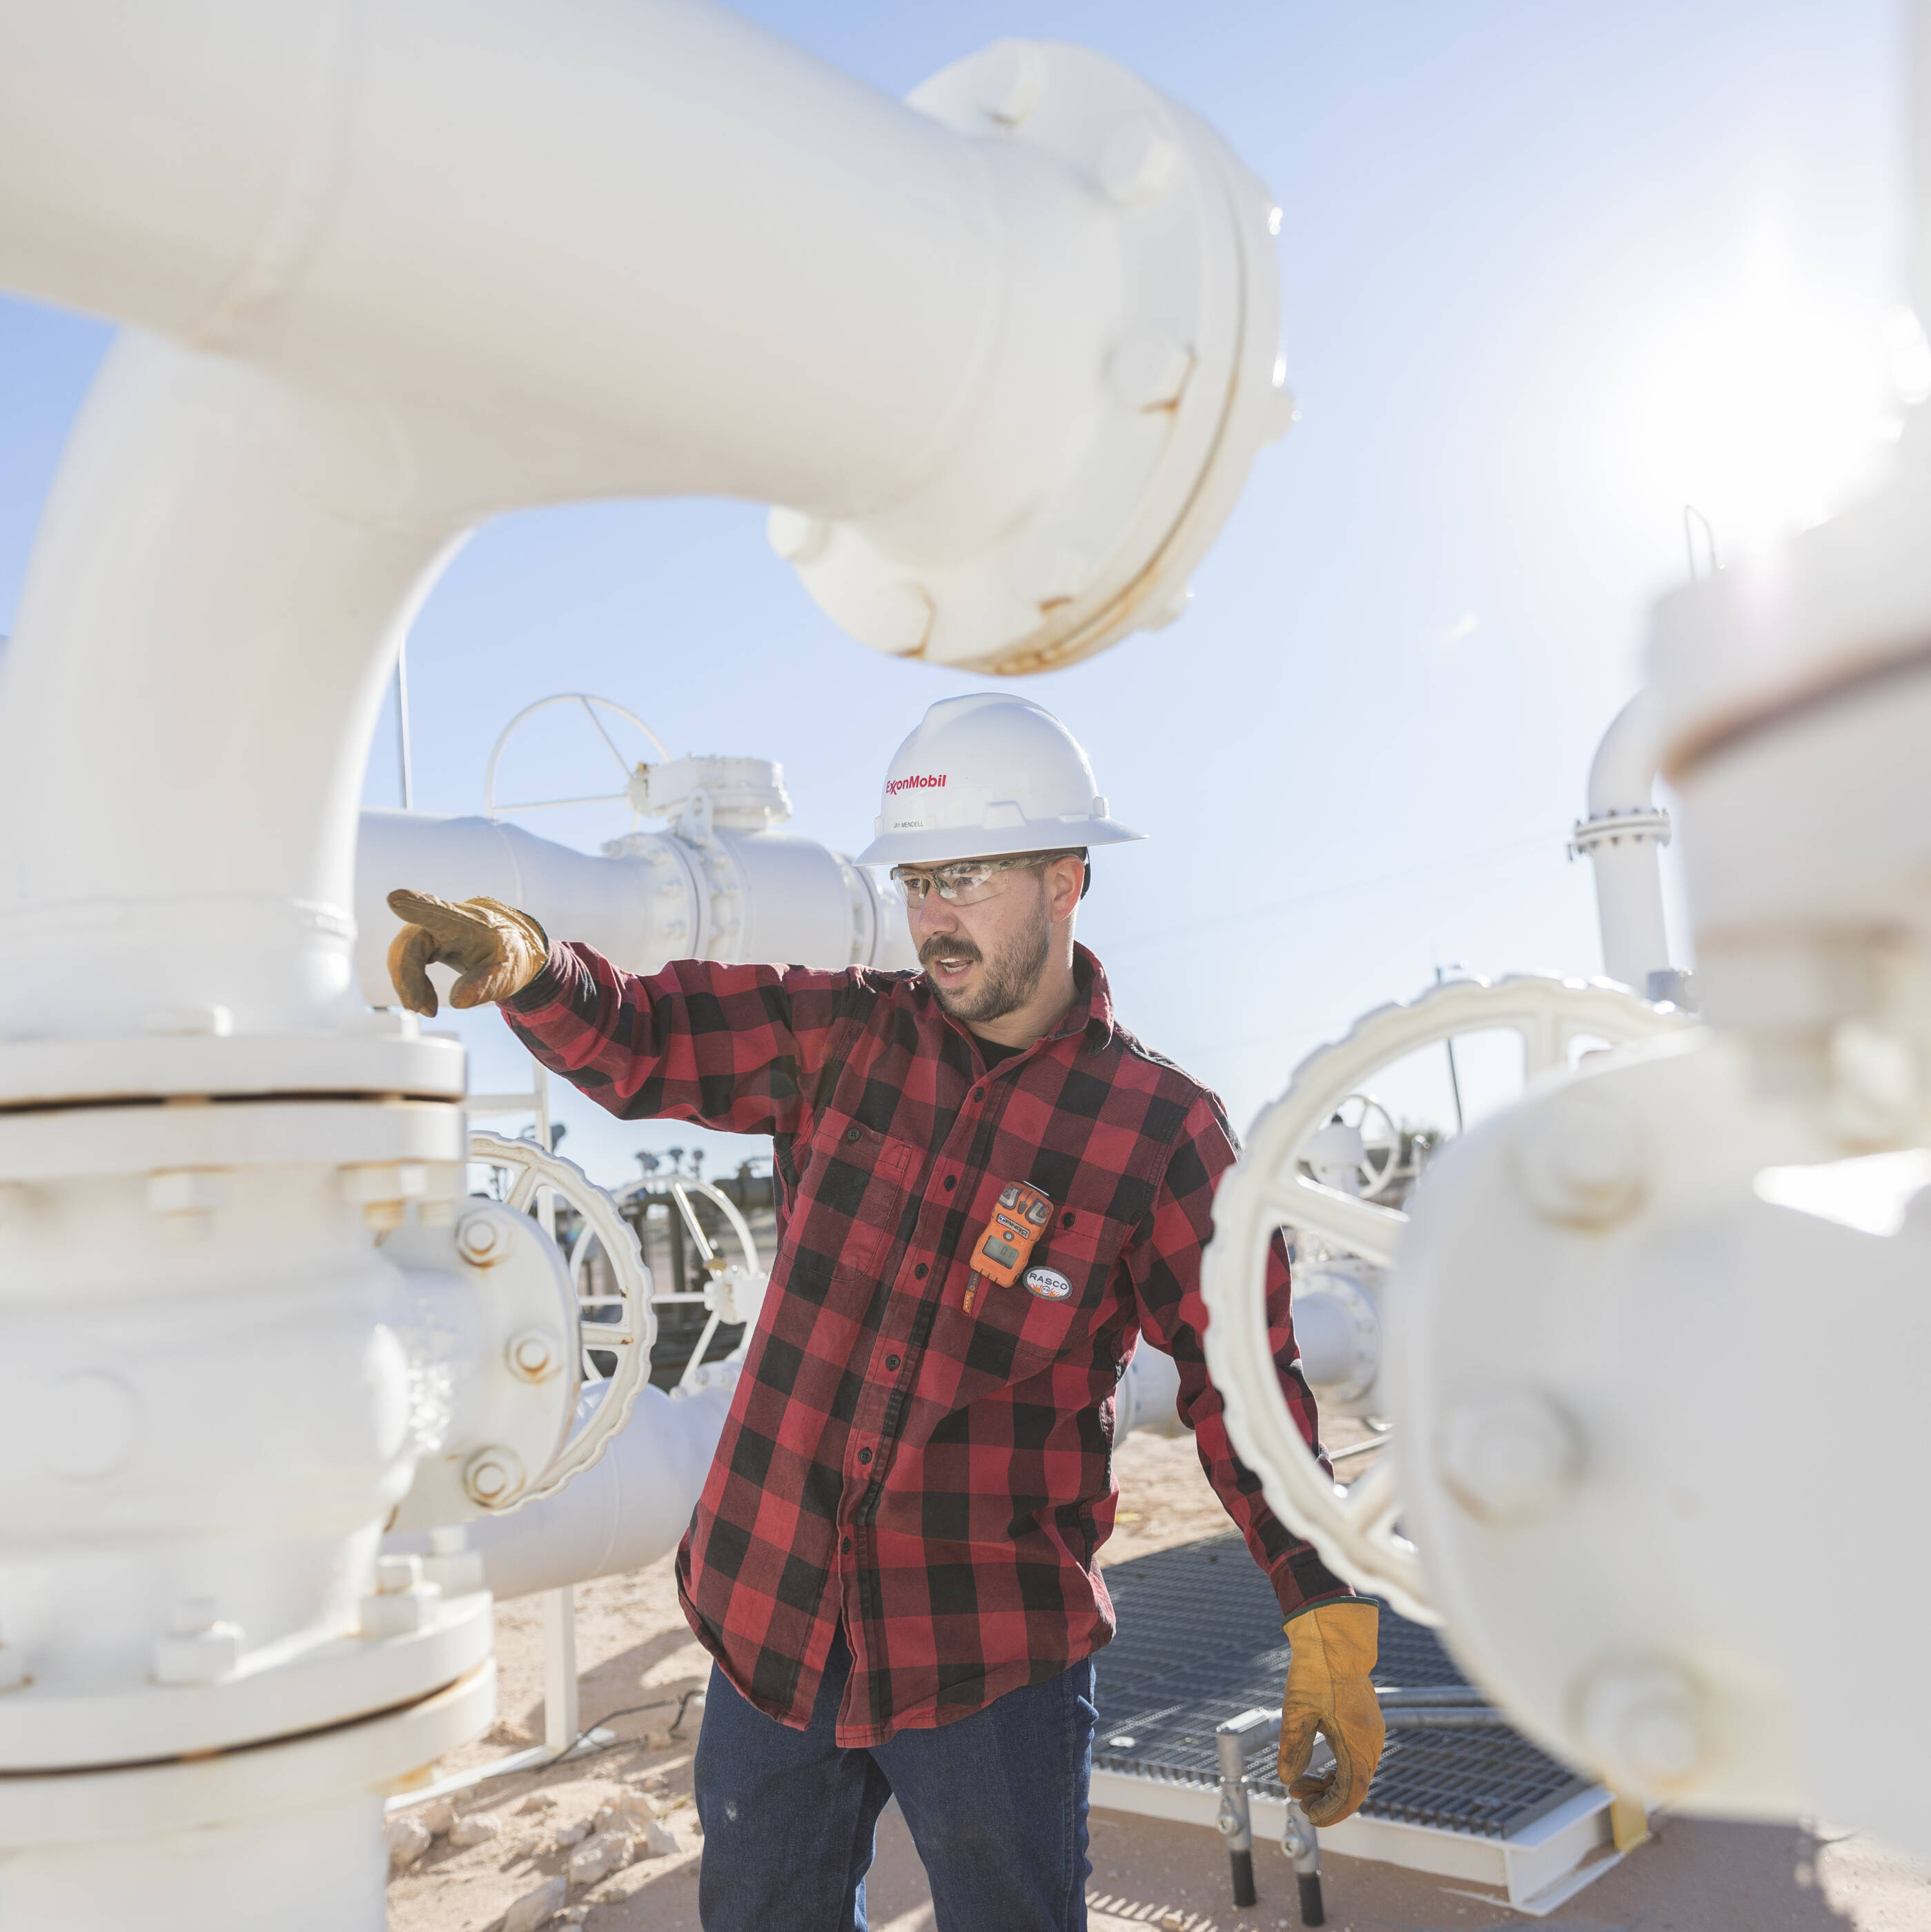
[{"left": 694, "top": 1634, "right": 1098, "bottom": 1931}]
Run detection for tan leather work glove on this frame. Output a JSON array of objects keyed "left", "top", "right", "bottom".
[
  {"left": 1278, "top": 1599, "right": 1385, "bottom": 1827},
  {"left": 385, "top": 890, "right": 549, "bottom": 1017}
]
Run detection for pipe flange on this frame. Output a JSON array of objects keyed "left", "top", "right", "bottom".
[{"left": 770, "top": 40, "right": 1286, "bottom": 674}]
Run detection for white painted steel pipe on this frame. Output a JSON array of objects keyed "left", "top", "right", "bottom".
[
  {"left": 0, "top": 0, "right": 1006, "bottom": 511},
  {"left": 1570, "top": 690, "right": 1674, "bottom": 996},
  {"left": 389, "top": 1378, "right": 736, "bottom": 1603},
  {"left": 1112, "top": 1338, "right": 1186, "bottom": 1440},
  {"left": 355, "top": 811, "right": 916, "bottom": 1005},
  {"left": 411, "top": 1337, "right": 1190, "bottom": 1606}
]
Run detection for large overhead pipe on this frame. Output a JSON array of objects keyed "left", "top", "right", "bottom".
[{"left": 0, "top": 6, "right": 1288, "bottom": 1925}]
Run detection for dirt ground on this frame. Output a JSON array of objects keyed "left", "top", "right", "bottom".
[{"left": 386, "top": 1426, "right": 1931, "bottom": 1932}]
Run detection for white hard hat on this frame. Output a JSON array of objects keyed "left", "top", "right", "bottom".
[{"left": 855, "top": 693, "right": 1146, "bottom": 867}]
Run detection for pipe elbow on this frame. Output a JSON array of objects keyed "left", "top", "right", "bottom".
[{"left": 1585, "top": 689, "right": 1663, "bottom": 820}]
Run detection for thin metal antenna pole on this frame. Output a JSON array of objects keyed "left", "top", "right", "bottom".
[
  {"left": 1682, "top": 504, "right": 1718, "bottom": 582},
  {"left": 1434, "top": 963, "right": 1466, "bottom": 1134},
  {"left": 394, "top": 637, "right": 415, "bottom": 810}
]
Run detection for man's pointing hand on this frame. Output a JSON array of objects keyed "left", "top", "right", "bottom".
[{"left": 385, "top": 890, "right": 549, "bottom": 1017}]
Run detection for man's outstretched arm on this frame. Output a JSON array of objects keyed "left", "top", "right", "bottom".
[{"left": 385, "top": 888, "right": 865, "bottom": 1137}]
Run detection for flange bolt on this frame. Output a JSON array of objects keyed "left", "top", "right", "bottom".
[
  {"left": 152, "top": 1597, "right": 244, "bottom": 1686},
  {"left": 1515, "top": 1094, "right": 1644, "bottom": 1227},
  {"left": 507, "top": 1328, "right": 561, "bottom": 1381},
  {"left": 1439, "top": 1388, "right": 1582, "bottom": 1525},
  {"left": 456, "top": 1211, "right": 513, "bottom": 1266},
  {"left": 1097, "top": 118, "right": 1179, "bottom": 203},
  {"left": 1579, "top": 1659, "right": 1703, "bottom": 1791},
  {"left": 360, "top": 1554, "right": 442, "bottom": 1638},
  {"left": 463, "top": 1445, "right": 527, "bottom": 1509},
  {"left": 975, "top": 41, "right": 1048, "bottom": 125}
]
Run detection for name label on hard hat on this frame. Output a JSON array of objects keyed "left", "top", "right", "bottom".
[{"left": 1024, "top": 1266, "right": 1072, "bottom": 1301}]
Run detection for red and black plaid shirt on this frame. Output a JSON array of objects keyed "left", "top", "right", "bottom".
[{"left": 506, "top": 942, "right": 1345, "bottom": 1746}]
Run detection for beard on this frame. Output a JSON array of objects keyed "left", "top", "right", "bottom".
[{"left": 920, "top": 891, "right": 1054, "bottom": 1025}]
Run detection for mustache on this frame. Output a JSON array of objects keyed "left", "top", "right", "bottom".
[{"left": 919, "top": 937, "right": 983, "bottom": 967}]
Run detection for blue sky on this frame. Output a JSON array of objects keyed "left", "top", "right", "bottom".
[{"left": 0, "top": 1, "right": 1905, "bottom": 1185}]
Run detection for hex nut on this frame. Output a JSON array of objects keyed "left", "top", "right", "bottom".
[
  {"left": 1014, "top": 534, "right": 1095, "bottom": 609},
  {"left": 152, "top": 1601, "right": 243, "bottom": 1686},
  {"left": 507, "top": 1328, "right": 561, "bottom": 1381},
  {"left": 375, "top": 1554, "right": 423, "bottom": 1595},
  {"left": 463, "top": 1445, "right": 527, "bottom": 1508},
  {"left": 1097, "top": 119, "right": 1179, "bottom": 204},
  {"left": 765, "top": 506, "right": 830, "bottom": 564},
  {"left": 360, "top": 1579, "right": 439, "bottom": 1639},
  {"left": 1578, "top": 1659, "right": 1703, "bottom": 1789},
  {"left": 1438, "top": 1389, "right": 1581, "bottom": 1525},
  {"left": 340, "top": 1161, "right": 427, "bottom": 1207},
  {"left": 147, "top": 1170, "right": 231, "bottom": 1214},
  {"left": 1108, "top": 331, "right": 1193, "bottom": 408},
  {"left": 455, "top": 1211, "right": 513, "bottom": 1265},
  {"left": 1515, "top": 1094, "right": 1645, "bottom": 1227},
  {"left": 974, "top": 41, "right": 1048, "bottom": 125},
  {"left": 863, "top": 582, "right": 934, "bottom": 657}
]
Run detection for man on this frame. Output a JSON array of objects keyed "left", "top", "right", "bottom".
[{"left": 386, "top": 692, "right": 1382, "bottom": 1932}]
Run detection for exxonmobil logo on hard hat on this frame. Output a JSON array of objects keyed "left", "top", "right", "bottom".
[{"left": 884, "top": 772, "right": 947, "bottom": 798}]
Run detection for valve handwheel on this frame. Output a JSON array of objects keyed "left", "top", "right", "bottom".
[
  {"left": 1200, "top": 974, "right": 1687, "bottom": 1623},
  {"left": 1305, "top": 1092, "right": 1403, "bottom": 1203},
  {"left": 470, "top": 1132, "right": 657, "bottom": 1506},
  {"left": 609, "top": 1174, "right": 767, "bottom": 1389},
  {"left": 482, "top": 691, "right": 671, "bottom": 826}
]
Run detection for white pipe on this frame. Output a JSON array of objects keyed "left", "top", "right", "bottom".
[
  {"left": 1571, "top": 689, "right": 1674, "bottom": 996},
  {"left": 1585, "top": 687, "right": 1663, "bottom": 822},
  {"left": 0, "top": 0, "right": 1004, "bottom": 516},
  {"left": 1113, "top": 1340, "right": 1186, "bottom": 1440},
  {"left": 0, "top": 342, "right": 462, "bottom": 1036},
  {"left": 389, "top": 1377, "right": 736, "bottom": 1602},
  {"left": 418, "top": 1342, "right": 1192, "bottom": 1601},
  {"left": 354, "top": 809, "right": 917, "bottom": 1005}
]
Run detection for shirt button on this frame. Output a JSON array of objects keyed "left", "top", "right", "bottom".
[
  {"left": 943, "top": 1174, "right": 956, "bottom": 1191},
  {"left": 845, "top": 1126, "right": 861, "bottom": 1144},
  {"left": 858, "top": 1446, "right": 873, "bottom": 1466},
  {"left": 1063, "top": 1212, "right": 1075, "bottom": 1228},
  {"left": 842, "top": 1536, "right": 852, "bottom": 1555},
  {"left": 885, "top": 1354, "right": 901, "bottom": 1371},
  {"left": 972, "top": 1087, "right": 985, "bottom": 1102},
  {"left": 914, "top": 1263, "right": 928, "bottom": 1279}
]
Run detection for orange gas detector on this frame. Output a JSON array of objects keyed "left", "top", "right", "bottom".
[{"left": 963, "top": 1181, "right": 1055, "bottom": 1312}]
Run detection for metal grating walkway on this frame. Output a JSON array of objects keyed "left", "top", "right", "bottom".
[{"left": 1095, "top": 1533, "right": 1589, "bottom": 1840}]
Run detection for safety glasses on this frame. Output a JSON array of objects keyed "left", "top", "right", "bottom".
[{"left": 890, "top": 856, "right": 1051, "bottom": 907}]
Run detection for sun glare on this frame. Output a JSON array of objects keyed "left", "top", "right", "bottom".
[{"left": 1613, "top": 232, "right": 1917, "bottom": 562}]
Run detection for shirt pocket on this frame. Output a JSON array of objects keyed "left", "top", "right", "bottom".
[
  {"left": 793, "top": 1107, "right": 919, "bottom": 1277},
  {"left": 997, "top": 1212, "right": 1132, "bottom": 1377}
]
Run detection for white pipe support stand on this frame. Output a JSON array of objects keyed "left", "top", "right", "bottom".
[{"left": 1569, "top": 689, "right": 1677, "bottom": 998}]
